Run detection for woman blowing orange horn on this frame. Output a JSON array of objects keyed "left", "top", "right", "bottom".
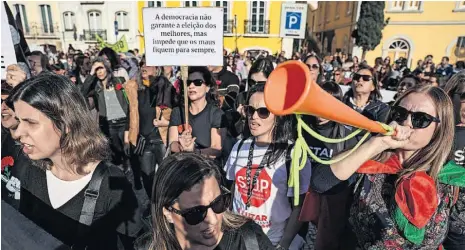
[{"left": 311, "top": 85, "right": 465, "bottom": 249}]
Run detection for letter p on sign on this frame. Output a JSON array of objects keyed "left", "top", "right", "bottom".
[{"left": 286, "top": 12, "right": 301, "bottom": 30}]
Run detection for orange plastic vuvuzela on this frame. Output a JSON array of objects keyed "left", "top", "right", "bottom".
[{"left": 264, "top": 60, "right": 390, "bottom": 135}]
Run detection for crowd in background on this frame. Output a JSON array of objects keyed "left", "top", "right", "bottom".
[{"left": 2, "top": 42, "right": 465, "bottom": 250}]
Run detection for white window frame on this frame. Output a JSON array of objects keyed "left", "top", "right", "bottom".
[
  {"left": 115, "top": 11, "right": 129, "bottom": 31},
  {"left": 247, "top": 1, "right": 269, "bottom": 34},
  {"left": 453, "top": 1, "right": 465, "bottom": 12},
  {"left": 14, "top": 4, "right": 29, "bottom": 33},
  {"left": 88, "top": 10, "right": 102, "bottom": 30},
  {"left": 212, "top": 1, "right": 232, "bottom": 34},
  {"left": 388, "top": 1, "right": 423, "bottom": 12},
  {"left": 63, "top": 11, "right": 75, "bottom": 31},
  {"left": 39, "top": 4, "right": 53, "bottom": 33},
  {"left": 148, "top": 1, "right": 164, "bottom": 7},
  {"left": 183, "top": 1, "right": 198, "bottom": 7}
]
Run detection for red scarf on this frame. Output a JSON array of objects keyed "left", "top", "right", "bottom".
[{"left": 357, "top": 155, "right": 438, "bottom": 228}]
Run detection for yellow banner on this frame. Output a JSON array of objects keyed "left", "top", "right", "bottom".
[{"left": 96, "top": 34, "right": 129, "bottom": 53}]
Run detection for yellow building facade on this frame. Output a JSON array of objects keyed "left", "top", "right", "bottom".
[
  {"left": 307, "top": 1, "right": 465, "bottom": 66},
  {"left": 137, "top": 1, "right": 288, "bottom": 56}
]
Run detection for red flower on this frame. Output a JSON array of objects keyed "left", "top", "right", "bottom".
[
  {"left": 115, "top": 83, "right": 123, "bottom": 90},
  {"left": 1, "top": 156, "right": 14, "bottom": 171},
  {"left": 159, "top": 105, "right": 168, "bottom": 110},
  {"left": 215, "top": 80, "right": 222, "bottom": 86}
]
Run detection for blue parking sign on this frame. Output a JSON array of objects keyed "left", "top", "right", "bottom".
[{"left": 285, "top": 12, "right": 301, "bottom": 30}]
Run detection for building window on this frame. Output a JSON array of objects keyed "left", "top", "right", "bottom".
[
  {"left": 40, "top": 4, "right": 54, "bottom": 33},
  {"left": 388, "top": 39, "right": 410, "bottom": 61},
  {"left": 148, "top": 1, "right": 163, "bottom": 7},
  {"left": 325, "top": 2, "right": 330, "bottom": 22},
  {"left": 13, "top": 4, "right": 29, "bottom": 33},
  {"left": 454, "top": 1, "right": 465, "bottom": 10},
  {"left": 184, "top": 1, "right": 198, "bottom": 7},
  {"left": 389, "top": 1, "right": 422, "bottom": 11},
  {"left": 335, "top": 2, "right": 340, "bottom": 19},
  {"left": 250, "top": 1, "right": 266, "bottom": 33},
  {"left": 63, "top": 11, "right": 75, "bottom": 31},
  {"left": 346, "top": 2, "right": 352, "bottom": 15},
  {"left": 88, "top": 10, "right": 102, "bottom": 30},
  {"left": 215, "top": 1, "right": 231, "bottom": 33},
  {"left": 115, "top": 11, "right": 129, "bottom": 31}
]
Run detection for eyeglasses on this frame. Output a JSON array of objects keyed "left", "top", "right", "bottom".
[
  {"left": 166, "top": 188, "right": 230, "bottom": 225},
  {"left": 306, "top": 64, "right": 320, "bottom": 70},
  {"left": 390, "top": 106, "right": 440, "bottom": 129},
  {"left": 244, "top": 105, "right": 271, "bottom": 119},
  {"left": 248, "top": 79, "right": 267, "bottom": 86},
  {"left": 187, "top": 79, "right": 205, "bottom": 87},
  {"left": 353, "top": 73, "right": 372, "bottom": 82}
]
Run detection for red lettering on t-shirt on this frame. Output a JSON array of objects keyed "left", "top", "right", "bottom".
[{"left": 235, "top": 165, "right": 272, "bottom": 208}]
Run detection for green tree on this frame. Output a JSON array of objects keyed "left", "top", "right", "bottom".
[{"left": 352, "top": 1, "right": 389, "bottom": 60}]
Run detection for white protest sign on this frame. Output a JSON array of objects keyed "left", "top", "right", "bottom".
[
  {"left": 143, "top": 7, "right": 224, "bottom": 66},
  {"left": 1, "top": 3, "right": 18, "bottom": 80},
  {"left": 280, "top": 3, "right": 308, "bottom": 39}
]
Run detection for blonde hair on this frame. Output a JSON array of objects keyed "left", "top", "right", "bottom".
[{"left": 373, "top": 85, "right": 455, "bottom": 181}]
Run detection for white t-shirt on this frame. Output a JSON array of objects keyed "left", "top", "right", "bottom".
[
  {"left": 224, "top": 138, "right": 311, "bottom": 247},
  {"left": 46, "top": 170, "right": 93, "bottom": 209}
]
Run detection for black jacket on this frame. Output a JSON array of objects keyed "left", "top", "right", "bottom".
[
  {"left": 213, "top": 67, "right": 240, "bottom": 89},
  {"left": 343, "top": 98, "right": 390, "bottom": 123},
  {"left": 81, "top": 75, "right": 130, "bottom": 131}
]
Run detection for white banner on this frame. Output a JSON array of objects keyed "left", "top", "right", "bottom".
[
  {"left": 1, "top": 3, "right": 17, "bottom": 80},
  {"left": 143, "top": 7, "right": 224, "bottom": 66}
]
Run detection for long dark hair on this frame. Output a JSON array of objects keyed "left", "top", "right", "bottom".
[
  {"left": 307, "top": 81, "right": 347, "bottom": 152},
  {"left": 303, "top": 54, "right": 324, "bottom": 85},
  {"left": 247, "top": 57, "right": 274, "bottom": 82},
  {"left": 344, "top": 65, "right": 383, "bottom": 102},
  {"left": 443, "top": 70, "right": 465, "bottom": 125},
  {"left": 149, "top": 153, "right": 249, "bottom": 250},
  {"left": 6, "top": 72, "right": 110, "bottom": 172},
  {"left": 245, "top": 84, "right": 294, "bottom": 164},
  {"left": 98, "top": 47, "right": 120, "bottom": 71}
]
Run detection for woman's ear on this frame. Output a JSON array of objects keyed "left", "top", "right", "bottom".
[{"left": 163, "top": 207, "right": 174, "bottom": 224}]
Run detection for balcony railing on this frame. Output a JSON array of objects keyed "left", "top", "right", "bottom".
[
  {"left": 224, "top": 19, "right": 234, "bottom": 34},
  {"left": 244, "top": 20, "right": 270, "bottom": 35},
  {"left": 83, "top": 29, "right": 107, "bottom": 41},
  {"left": 23, "top": 23, "right": 60, "bottom": 38}
]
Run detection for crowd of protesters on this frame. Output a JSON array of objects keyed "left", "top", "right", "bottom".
[{"left": 1, "top": 43, "right": 465, "bottom": 250}]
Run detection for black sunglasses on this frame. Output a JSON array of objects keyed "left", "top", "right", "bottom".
[
  {"left": 244, "top": 105, "right": 271, "bottom": 119},
  {"left": 306, "top": 64, "right": 320, "bottom": 70},
  {"left": 187, "top": 79, "right": 205, "bottom": 87},
  {"left": 390, "top": 106, "right": 440, "bottom": 129},
  {"left": 248, "top": 79, "right": 267, "bottom": 86},
  {"left": 353, "top": 73, "right": 372, "bottom": 82},
  {"left": 166, "top": 188, "right": 230, "bottom": 225}
]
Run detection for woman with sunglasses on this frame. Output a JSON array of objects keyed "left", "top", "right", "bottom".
[
  {"left": 343, "top": 66, "right": 390, "bottom": 123},
  {"left": 311, "top": 85, "right": 461, "bottom": 249},
  {"left": 168, "top": 67, "right": 225, "bottom": 160},
  {"left": 224, "top": 84, "right": 311, "bottom": 250},
  {"left": 304, "top": 55, "right": 324, "bottom": 85},
  {"left": 236, "top": 58, "right": 274, "bottom": 117},
  {"left": 443, "top": 72, "right": 465, "bottom": 250},
  {"left": 136, "top": 152, "right": 273, "bottom": 250}
]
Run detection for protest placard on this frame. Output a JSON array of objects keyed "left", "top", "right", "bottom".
[
  {"left": 142, "top": 7, "right": 223, "bottom": 66},
  {"left": 1, "top": 3, "right": 17, "bottom": 80},
  {"left": 96, "top": 34, "right": 129, "bottom": 53}
]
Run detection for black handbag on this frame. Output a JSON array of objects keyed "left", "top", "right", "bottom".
[{"left": 133, "top": 127, "right": 156, "bottom": 156}]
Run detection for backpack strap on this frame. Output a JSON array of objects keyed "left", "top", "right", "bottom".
[
  {"left": 236, "top": 139, "right": 245, "bottom": 158},
  {"left": 240, "top": 222, "right": 259, "bottom": 250},
  {"left": 79, "top": 162, "right": 108, "bottom": 226},
  {"left": 285, "top": 143, "right": 293, "bottom": 189}
]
